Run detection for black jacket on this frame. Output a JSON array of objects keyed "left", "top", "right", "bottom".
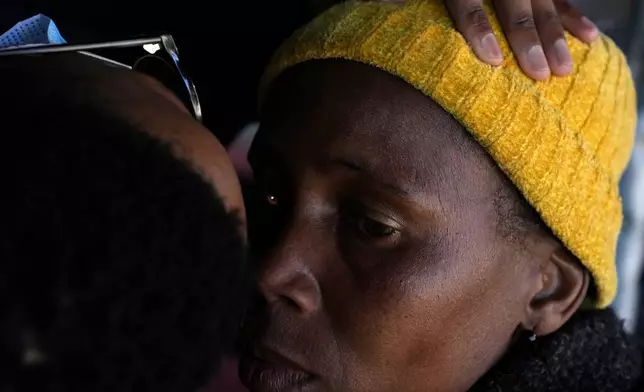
[{"left": 471, "top": 309, "right": 643, "bottom": 392}]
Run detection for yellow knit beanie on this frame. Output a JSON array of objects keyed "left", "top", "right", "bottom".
[{"left": 261, "top": 0, "right": 637, "bottom": 308}]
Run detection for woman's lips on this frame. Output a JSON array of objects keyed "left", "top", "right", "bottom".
[{"left": 238, "top": 349, "right": 318, "bottom": 392}]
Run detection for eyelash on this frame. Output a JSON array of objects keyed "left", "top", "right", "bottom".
[
  {"left": 260, "top": 189, "right": 400, "bottom": 244},
  {"left": 340, "top": 205, "right": 400, "bottom": 244}
]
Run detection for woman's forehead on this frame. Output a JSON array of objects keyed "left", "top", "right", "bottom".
[
  {"left": 265, "top": 63, "right": 432, "bottom": 140},
  {"left": 256, "top": 60, "right": 504, "bottom": 201}
]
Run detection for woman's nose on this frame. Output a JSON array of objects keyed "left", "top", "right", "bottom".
[{"left": 257, "top": 229, "right": 323, "bottom": 315}]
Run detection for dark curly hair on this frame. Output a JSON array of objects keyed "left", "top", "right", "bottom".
[{"left": 0, "top": 68, "right": 249, "bottom": 392}]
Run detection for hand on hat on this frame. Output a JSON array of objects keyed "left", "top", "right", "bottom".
[
  {"left": 345, "top": 0, "right": 599, "bottom": 80},
  {"left": 443, "top": 0, "right": 598, "bottom": 80}
]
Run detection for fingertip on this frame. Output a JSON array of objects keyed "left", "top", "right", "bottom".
[
  {"left": 550, "top": 62, "right": 573, "bottom": 77},
  {"left": 518, "top": 60, "right": 551, "bottom": 81},
  {"left": 584, "top": 29, "right": 600, "bottom": 43},
  {"left": 530, "top": 68, "right": 551, "bottom": 81},
  {"left": 579, "top": 17, "right": 600, "bottom": 42},
  {"left": 580, "top": 17, "right": 597, "bottom": 31},
  {"left": 549, "top": 38, "right": 573, "bottom": 77},
  {"left": 487, "top": 56, "right": 504, "bottom": 67},
  {"left": 524, "top": 45, "right": 551, "bottom": 80},
  {"left": 475, "top": 33, "right": 504, "bottom": 66}
]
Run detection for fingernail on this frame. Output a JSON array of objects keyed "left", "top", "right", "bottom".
[
  {"left": 581, "top": 16, "right": 597, "bottom": 30},
  {"left": 481, "top": 33, "right": 503, "bottom": 62},
  {"left": 553, "top": 38, "right": 573, "bottom": 70},
  {"left": 527, "top": 45, "right": 550, "bottom": 76},
  {"left": 581, "top": 16, "right": 599, "bottom": 40}
]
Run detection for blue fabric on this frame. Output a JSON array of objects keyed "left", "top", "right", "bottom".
[{"left": 0, "top": 14, "right": 66, "bottom": 49}]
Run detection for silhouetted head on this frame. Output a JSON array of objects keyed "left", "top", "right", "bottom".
[{"left": 0, "top": 55, "right": 249, "bottom": 392}]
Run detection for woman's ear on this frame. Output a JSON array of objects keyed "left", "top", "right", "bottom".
[{"left": 522, "top": 246, "right": 589, "bottom": 337}]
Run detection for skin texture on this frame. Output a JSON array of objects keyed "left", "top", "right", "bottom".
[
  {"left": 11, "top": 54, "right": 246, "bottom": 228},
  {"left": 443, "top": 0, "right": 598, "bottom": 80},
  {"left": 240, "top": 60, "right": 588, "bottom": 392}
]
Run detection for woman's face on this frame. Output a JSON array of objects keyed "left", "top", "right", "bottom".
[{"left": 240, "top": 61, "right": 543, "bottom": 392}]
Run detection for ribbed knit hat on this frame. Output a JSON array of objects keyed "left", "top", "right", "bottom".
[{"left": 261, "top": 0, "right": 637, "bottom": 307}]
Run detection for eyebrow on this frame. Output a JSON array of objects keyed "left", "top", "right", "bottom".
[
  {"left": 330, "top": 157, "right": 410, "bottom": 198},
  {"left": 249, "top": 142, "right": 411, "bottom": 199}
]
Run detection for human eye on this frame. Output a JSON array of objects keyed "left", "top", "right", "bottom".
[
  {"left": 249, "top": 171, "right": 289, "bottom": 256},
  {"left": 264, "top": 192, "right": 279, "bottom": 208},
  {"left": 254, "top": 168, "right": 284, "bottom": 212},
  {"left": 340, "top": 203, "right": 402, "bottom": 246},
  {"left": 355, "top": 216, "right": 397, "bottom": 238}
]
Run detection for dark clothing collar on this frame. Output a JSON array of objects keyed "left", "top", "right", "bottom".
[{"left": 470, "top": 309, "right": 643, "bottom": 392}]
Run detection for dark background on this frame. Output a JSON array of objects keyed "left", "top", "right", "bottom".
[
  {"left": 0, "top": 0, "right": 312, "bottom": 145},
  {"left": 3, "top": 0, "right": 642, "bottom": 144}
]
